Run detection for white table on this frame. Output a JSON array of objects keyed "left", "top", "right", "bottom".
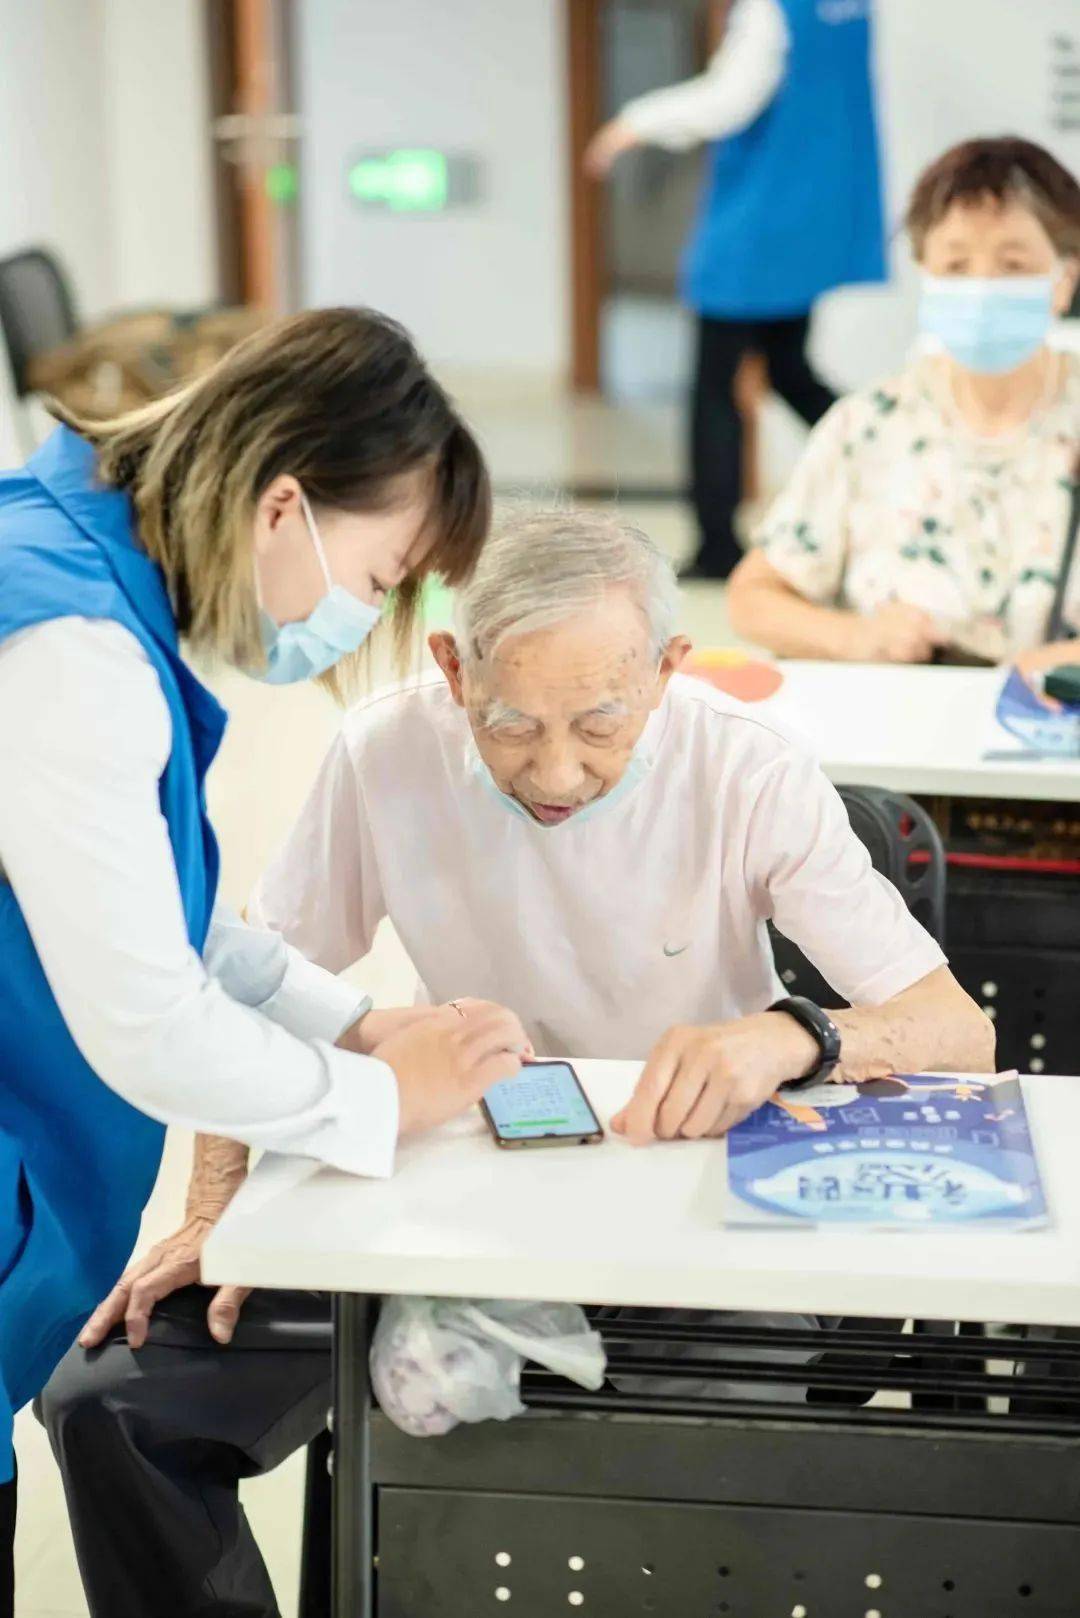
[
  {"left": 776, "top": 661, "right": 1080, "bottom": 802},
  {"left": 204, "top": 1060, "right": 1080, "bottom": 1617},
  {"left": 203, "top": 1061, "right": 1080, "bottom": 1331}
]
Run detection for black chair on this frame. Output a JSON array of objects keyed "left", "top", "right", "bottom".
[
  {"left": 771, "top": 784, "right": 947, "bottom": 1005},
  {"left": 0, "top": 248, "right": 80, "bottom": 400},
  {"left": 0, "top": 247, "right": 82, "bottom": 456},
  {"left": 0, "top": 246, "right": 227, "bottom": 457}
]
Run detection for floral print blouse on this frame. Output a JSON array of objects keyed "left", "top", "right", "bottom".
[{"left": 755, "top": 352, "right": 1080, "bottom": 659}]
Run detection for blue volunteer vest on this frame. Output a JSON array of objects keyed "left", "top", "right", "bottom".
[
  {"left": 0, "top": 426, "right": 225, "bottom": 1481},
  {"left": 681, "top": 0, "right": 887, "bottom": 319}
]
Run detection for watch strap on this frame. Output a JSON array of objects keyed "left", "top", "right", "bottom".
[{"left": 767, "top": 995, "right": 842, "bottom": 1090}]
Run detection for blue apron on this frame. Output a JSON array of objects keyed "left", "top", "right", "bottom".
[
  {"left": 0, "top": 427, "right": 225, "bottom": 1481},
  {"left": 681, "top": 0, "right": 886, "bottom": 319}
]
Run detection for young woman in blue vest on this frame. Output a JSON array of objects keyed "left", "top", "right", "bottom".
[
  {"left": 0, "top": 305, "right": 527, "bottom": 1604},
  {"left": 587, "top": 0, "right": 887, "bottom": 579}
]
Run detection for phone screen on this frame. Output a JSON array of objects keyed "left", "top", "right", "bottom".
[{"left": 482, "top": 1061, "right": 602, "bottom": 1143}]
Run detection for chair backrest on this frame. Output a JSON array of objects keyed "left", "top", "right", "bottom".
[
  {"left": 771, "top": 785, "right": 946, "bottom": 1008},
  {"left": 0, "top": 248, "right": 80, "bottom": 396}
]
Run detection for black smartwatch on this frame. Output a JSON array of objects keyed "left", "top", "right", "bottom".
[{"left": 767, "top": 996, "right": 842, "bottom": 1089}]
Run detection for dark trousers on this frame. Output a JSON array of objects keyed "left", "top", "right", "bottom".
[
  {"left": 37, "top": 1287, "right": 330, "bottom": 1618},
  {"left": 689, "top": 311, "right": 836, "bottom": 578},
  {"left": 1, "top": 1471, "right": 13, "bottom": 1618}
]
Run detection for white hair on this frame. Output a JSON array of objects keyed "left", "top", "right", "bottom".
[{"left": 454, "top": 508, "right": 679, "bottom": 664}]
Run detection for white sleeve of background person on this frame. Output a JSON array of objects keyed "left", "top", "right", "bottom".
[
  {"left": 745, "top": 744, "right": 947, "bottom": 1006},
  {"left": 247, "top": 717, "right": 391, "bottom": 973},
  {"left": 0, "top": 617, "right": 398, "bottom": 1177},
  {"left": 620, "top": 0, "right": 789, "bottom": 151}
]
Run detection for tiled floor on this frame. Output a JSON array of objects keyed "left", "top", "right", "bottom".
[{"left": 12, "top": 379, "right": 756, "bottom": 1617}]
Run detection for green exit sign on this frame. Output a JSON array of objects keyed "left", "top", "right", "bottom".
[{"left": 346, "top": 149, "right": 480, "bottom": 213}]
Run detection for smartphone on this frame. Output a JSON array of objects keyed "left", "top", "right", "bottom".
[
  {"left": 480, "top": 1060, "right": 604, "bottom": 1150},
  {"left": 1044, "top": 663, "right": 1080, "bottom": 705}
]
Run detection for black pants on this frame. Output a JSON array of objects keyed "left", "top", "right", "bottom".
[
  {"left": 1, "top": 1471, "right": 13, "bottom": 1618},
  {"left": 38, "top": 1287, "right": 331, "bottom": 1618},
  {"left": 689, "top": 311, "right": 836, "bottom": 578}
]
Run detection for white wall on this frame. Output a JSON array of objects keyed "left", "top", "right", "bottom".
[
  {"left": 0, "top": 0, "right": 215, "bottom": 462},
  {"left": 0, "top": 0, "right": 113, "bottom": 460},
  {"left": 100, "top": 0, "right": 217, "bottom": 309},
  {"left": 296, "top": 0, "right": 570, "bottom": 379},
  {"left": 0, "top": 0, "right": 114, "bottom": 315}
]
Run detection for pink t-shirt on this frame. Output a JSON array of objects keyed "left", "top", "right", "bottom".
[{"left": 250, "top": 672, "right": 945, "bottom": 1061}]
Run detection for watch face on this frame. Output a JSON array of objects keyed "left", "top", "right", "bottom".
[{"left": 772, "top": 998, "right": 840, "bottom": 1084}]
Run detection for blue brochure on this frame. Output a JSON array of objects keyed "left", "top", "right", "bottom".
[
  {"left": 993, "top": 668, "right": 1080, "bottom": 758},
  {"left": 727, "top": 1073, "right": 1047, "bottom": 1230}
]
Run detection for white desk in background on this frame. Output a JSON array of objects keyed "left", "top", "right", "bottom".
[
  {"left": 204, "top": 1060, "right": 1080, "bottom": 1618},
  {"left": 776, "top": 661, "right": 1080, "bottom": 803}
]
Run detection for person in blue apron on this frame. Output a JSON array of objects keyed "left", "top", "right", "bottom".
[
  {"left": 0, "top": 305, "right": 527, "bottom": 1609},
  {"left": 587, "top": 0, "right": 887, "bottom": 578}
]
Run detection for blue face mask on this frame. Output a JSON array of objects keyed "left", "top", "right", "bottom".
[
  {"left": 466, "top": 728, "right": 657, "bottom": 828},
  {"left": 254, "top": 491, "right": 382, "bottom": 685},
  {"left": 917, "top": 272, "right": 1055, "bottom": 375}
]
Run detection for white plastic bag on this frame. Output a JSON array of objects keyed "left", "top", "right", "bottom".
[{"left": 371, "top": 1296, "right": 606, "bottom": 1437}]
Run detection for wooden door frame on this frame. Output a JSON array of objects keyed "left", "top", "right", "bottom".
[
  {"left": 566, "top": 0, "right": 604, "bottom": 392},
  {"left": 564, "top": 0, "right": 725, "bottom": 396},
  {"left": 563, "top": 0, "right": 762, "bottom": 502},
  {"left": 204, "top": 0, "right": 298, "bottom": 312}
]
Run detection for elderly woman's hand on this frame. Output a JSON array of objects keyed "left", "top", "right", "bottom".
[
  {"left": 1014, "top": 639, "right": 1080, "bottom": 709},
  {"left": 1015, "top": 639, "right": 1080, "bottom": 682},
  {"left": 848, "top": 602, "right": 945, "bottom": 664}
]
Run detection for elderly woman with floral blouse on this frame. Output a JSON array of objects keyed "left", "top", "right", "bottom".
[{"left": 728, "top": 136, "right": 1080, "bottom": 677}]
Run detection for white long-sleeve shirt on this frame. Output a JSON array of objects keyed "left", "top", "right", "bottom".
[
  {"left": 620, "top": 0, "right": 789, "bottom": 151},
  {"left": 0, "top": 616, "right": 398, "bottom": 1177}
]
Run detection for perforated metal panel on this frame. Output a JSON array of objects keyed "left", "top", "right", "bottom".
[{"left": 376, "top": 1489, "right": 1079, "bottom": 1617}]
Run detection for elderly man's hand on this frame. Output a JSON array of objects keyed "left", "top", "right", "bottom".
[
  {"left": 611, "top": 1013, "right": 819, "bottom": 1144},
  {"left": 79, "top": 1216, "right": 251, "bottom": 1351}
]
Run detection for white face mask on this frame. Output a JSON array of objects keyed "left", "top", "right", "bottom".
[
  {"left": 917, "top": 272, "right": 1056, "bottom": 375},
  {"left": 253, "top": 491, "right": 381, "bottom": 685}
]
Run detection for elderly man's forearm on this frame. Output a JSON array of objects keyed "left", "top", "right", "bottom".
[
  {"left": 185, "top": 1133, "right": 251, "bottom": 1222},
  {"left": 832, "top": 969, "right": 995, "bottom": 1082}
]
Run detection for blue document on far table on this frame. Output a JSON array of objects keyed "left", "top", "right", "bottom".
[
  {"left": 727, "top": 1073, "right": 1047, "bottom": 1230},
  {"left": 988, "top": 668, "right": 1080, "bottom": 758}
]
